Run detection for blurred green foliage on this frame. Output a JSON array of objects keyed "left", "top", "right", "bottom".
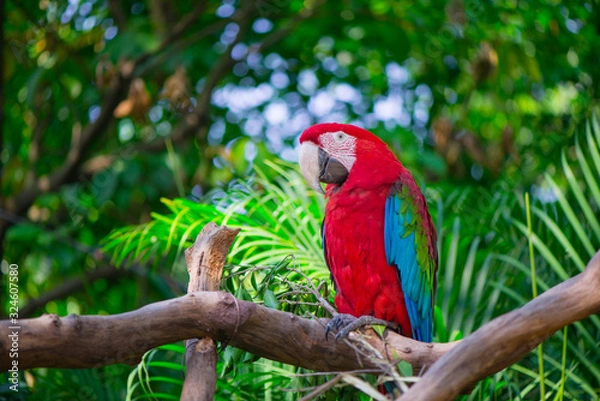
[{"left": 1, "top": 0, "right": 599, "bottom": 399}]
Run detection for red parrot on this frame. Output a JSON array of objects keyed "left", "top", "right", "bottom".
[{"left": 299, "top": 123, "right": 438, "bottom": 343}]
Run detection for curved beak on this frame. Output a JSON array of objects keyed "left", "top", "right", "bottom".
[{"left": 299, "top": 142, "right": 349, "bottom": 195}]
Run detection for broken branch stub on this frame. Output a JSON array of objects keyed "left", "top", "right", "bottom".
[{"left": 181, "top": 223, "right": 239, "bottom": 401}]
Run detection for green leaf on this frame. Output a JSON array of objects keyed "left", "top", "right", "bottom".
[
  {"left": 398, "top": 360, "right": 413, "bottom": 377},
  {"left": 263, "top": 289, "right": 279, "bottom": 309},
  {"left": 371, "top": 324, "right": 386, "bottom": 338}
]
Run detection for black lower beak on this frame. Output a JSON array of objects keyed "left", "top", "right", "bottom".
[{"left": 318, "top": 148, "right": 349, "bottom": 185}]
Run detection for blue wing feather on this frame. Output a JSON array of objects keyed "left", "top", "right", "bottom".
[{"left": 384, "top": 188, "right": 434, "bottom": 342}]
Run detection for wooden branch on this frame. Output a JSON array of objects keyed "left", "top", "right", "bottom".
[
  {"left": 1, "top": 251, "right": 597, "bottom": 399},
  {"left": 184, "top": 223, "right": 239, "bottom": 294},
  {"left": 0, "top": 291, "right": 453, "bottom": 373},
  {"left": 183, "top": 339, "right": 218, "bottom": 400},
  {"left": 399, "top": 250, "right": 600, "bottom": 401},
  {"left": 181, "top": 223, "right": 239, "bottom": 401}
]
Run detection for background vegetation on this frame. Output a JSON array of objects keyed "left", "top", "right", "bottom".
[{"left": 2, "top": 0, "right": 599, "bottom": 399}]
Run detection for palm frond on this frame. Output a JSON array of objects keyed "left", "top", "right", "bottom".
[
  {"left": 102, "top": 161, "right": 327, "bottom": 278},
  {"left": 502, "top": 115, "right": 600, "bottom": 399}
]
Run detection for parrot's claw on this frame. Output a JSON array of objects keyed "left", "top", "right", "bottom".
[
  {"left": 325, "top": 314, "right": 399, "bottom": 341},
  {"left": 325, "top": 314, "right": 355, "bottom": 340}
]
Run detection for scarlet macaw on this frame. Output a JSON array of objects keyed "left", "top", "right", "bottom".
[{"left": 299, "top": 123, "right": 438, "bottom": 343}]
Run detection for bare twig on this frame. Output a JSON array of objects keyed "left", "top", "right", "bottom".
[
  {"left": 168, "top": 1, "right": 209, "bottom": 46},
  {"left": 346, "top": 332, "right": 409, "bottom": 394},
  {"left": 136, "top": 1, "right": 210, "bottom": 68},
  {"left": 297, "top": 374, "right": 344, "bottom": 401},
  {"left": 0, "top": 291, "right": 454, "bottom": 372},
  {"left": 282, "top": 265, "right": 337, "bottom": 317}
]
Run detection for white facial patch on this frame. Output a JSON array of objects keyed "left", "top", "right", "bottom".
[
  {"left": 319, "top": 131, "right": 357, "bottom": 173},
  {"left": 299, "top": 141, "right": 325, "bottom": 194}
]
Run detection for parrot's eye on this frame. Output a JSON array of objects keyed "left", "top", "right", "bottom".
[{"left": 335, "top": 132, "right": 345, "bottom": 141}]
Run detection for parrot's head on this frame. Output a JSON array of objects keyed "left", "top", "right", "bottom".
[{"left": 298, "top": 123, "right": 401, "bottom": 194}]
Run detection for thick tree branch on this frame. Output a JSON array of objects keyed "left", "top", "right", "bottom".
[
  {"left": 1, "top": 251, "right": 598, "bottom": 398},
  {"left": 0, "top": 291, "right": 453, "bottom": 373},
  {"left": 400, "top": 250, "right": 600, "bottom": 401}
]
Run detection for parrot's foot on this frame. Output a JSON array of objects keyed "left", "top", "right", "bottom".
[{"left": 325, "top": 314, "right": 399, "bottom": 341}]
